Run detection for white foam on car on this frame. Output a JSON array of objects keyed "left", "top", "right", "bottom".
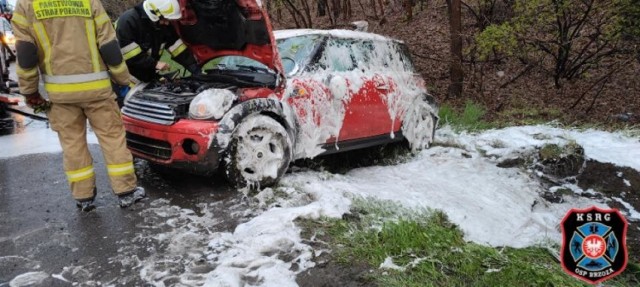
[
  {"left": 232, "top": 115, "right": 291, "bottom": 181},
  {"left": 275, "top": 29, "right": 395, "bottom": 42},
  {"left": 189, "top": 88, "right": 237, "bottom": 120},
  {"left": 280, "top": 36, "right": 435, "bottom": 159}
]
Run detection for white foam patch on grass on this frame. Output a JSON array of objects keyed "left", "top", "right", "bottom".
[
  {"left": 284, "top": 148, "right": 609, "bottom": 247},
  {"left": 201, "top": 186, "right": 350, "bottom": 286},
  {"left": 379, "top": 257, "right": 405, "bottom": 271},
  {"left": 612, "top": 197, "right": 640, "bottom": 221},
  {"left": 439, "top": 125, "right": 640, "bottom": 170}
]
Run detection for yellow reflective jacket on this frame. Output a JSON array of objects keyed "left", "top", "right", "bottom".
[{"left": 11, "top": 0, "right": 130, "bottom": 103}]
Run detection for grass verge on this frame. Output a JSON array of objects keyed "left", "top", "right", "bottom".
[
  {"left": 298, "top": 198, "right": 640, "bottom": 287},
  {"left": 439, "top": 101, "right": 494, "bottom": 132}
]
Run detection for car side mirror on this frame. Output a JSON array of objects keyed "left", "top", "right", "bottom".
[{"left": 281, "top": 57, "right": 299, "bottom": 77}]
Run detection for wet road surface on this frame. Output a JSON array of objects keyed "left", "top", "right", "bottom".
[{"left": 0, "top": 113, "right": 243, "bottom": 286}]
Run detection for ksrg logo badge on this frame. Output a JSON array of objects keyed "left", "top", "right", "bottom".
[{"left": 560, "top": 206, "right": 628, "bottom": 284}]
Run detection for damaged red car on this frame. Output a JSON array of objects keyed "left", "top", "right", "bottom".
[{"left": 121, "top": 0, "right": 439, "bottom": 188}]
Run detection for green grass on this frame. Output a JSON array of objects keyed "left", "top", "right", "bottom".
[
  {"left": 439, "top": 101, "right": 494, "bottom": 132},
  {"left": 299, "top": 198, "right": 640, "bottom": 287}
]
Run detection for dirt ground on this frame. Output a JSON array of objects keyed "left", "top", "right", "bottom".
[
  {"left": 296, "top": 252, "right": 376, "bottom": 287},
  {"left": 577, "top": 160, "right": 640, "bottom": 265}
]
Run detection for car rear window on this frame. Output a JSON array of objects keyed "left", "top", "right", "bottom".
[{"left": 319, "top": 38, "right": 415, "bottom": 73}]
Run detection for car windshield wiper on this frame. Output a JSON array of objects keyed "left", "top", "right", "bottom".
[
  {"left": 235, "top": 64, "right": 273, "bottom": 74},
  {"left": 196, "top": 70, "right": 273, "bottom": 87}
]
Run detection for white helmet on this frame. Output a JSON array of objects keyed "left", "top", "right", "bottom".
[{"left": 143, "top": 0, "right": 182, "bottom": 22}]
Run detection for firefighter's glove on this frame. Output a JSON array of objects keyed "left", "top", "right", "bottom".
[
  {"left": 116, "top": 85, "right": 131, "bottom": 99},
  {"left": 24, "top": 92, "right": 51, "bottom": 114},
  {"left": 155, "top": 61, "right": 170, "bottom": 71}
]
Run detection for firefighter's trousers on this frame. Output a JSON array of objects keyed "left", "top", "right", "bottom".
[{"left": 48, "top": 98, "right": 137, "bottom": 200}]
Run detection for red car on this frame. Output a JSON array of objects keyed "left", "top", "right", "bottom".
[{"left": 122, "top": 0, "right": 438, "bottom": 188}]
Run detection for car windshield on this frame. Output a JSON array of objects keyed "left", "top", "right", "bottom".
[{"left": 276, "top": 35, "right": 321, "bottom": 75}]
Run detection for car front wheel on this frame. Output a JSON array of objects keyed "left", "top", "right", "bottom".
[{"left": 225, "top": 114, "right": 292, "bottom": 189}]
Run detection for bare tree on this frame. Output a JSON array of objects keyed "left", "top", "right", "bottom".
[
  {"left": 318, "top": 0, "right": 328, "bottom": 16},
  {"left": 403, "top": 0, "right": 413, "bottom": 21},
  {"left": 282, "top": 0, "right": 313, "bottom": 27},
  {"left": 448, "top": 0, "right": 464, "bottom": 98}
]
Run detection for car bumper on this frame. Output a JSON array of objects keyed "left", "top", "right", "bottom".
[{"left": 122, "top": 116, "right": 222, "bottom": 174}]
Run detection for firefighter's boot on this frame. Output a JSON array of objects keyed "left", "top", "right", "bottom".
[
  {"left": 118, "top": 187, "right": 146, "bottom": 208},
  {"left": 76, "top": 199, "right": 95, "bottom": 212}
]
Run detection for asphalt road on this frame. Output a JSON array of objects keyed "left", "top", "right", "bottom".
[{"left": 0, "top": 114, "right": 241, "bottom": 286}]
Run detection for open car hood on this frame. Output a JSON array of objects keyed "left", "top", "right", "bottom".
[{"left": 176, "top": 0, "right": 282, "bottom": 76}]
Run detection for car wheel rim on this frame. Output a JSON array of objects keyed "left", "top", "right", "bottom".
[
  {"left": 235, "top": 127, "right": 286, "bottom": 183},
  {"left": 403, "top": 100, "right": 435, "bottom": 151}
]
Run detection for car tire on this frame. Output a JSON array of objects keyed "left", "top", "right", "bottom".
[
  {"left": 225, "top": 114, "right": 292, "bottom": 189},
  {"left": 401, "top": 97, "right": 438, "bottom": 152}
]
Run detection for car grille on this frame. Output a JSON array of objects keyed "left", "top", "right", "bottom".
[
  {"left": 126, "top": 132, "right": 172, "bottom": 160},
  {"left": 122, "top": 98, "right": 177, "bottom": 125}
]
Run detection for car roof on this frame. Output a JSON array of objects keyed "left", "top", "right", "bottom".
[{"left": 274, "top": 29, "right": 403, "bottom": 44}]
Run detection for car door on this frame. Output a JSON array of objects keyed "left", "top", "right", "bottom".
[
  {"left": 278, "top": 35, "right": 342, "bottom": 157},
  {"left": 375, "top": 41, "right": 424, "bottom": 135},
  {"left": 317, "top": 38, "right": 393, "bottom": 142}
]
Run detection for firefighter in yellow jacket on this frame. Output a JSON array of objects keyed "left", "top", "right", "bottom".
[{"left": 12, "top": 0, "right": 146, "bottom": 211}]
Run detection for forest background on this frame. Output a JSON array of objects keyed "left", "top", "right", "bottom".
[{"left": 101, "top": 0, "right": 640, "bottom": 126}]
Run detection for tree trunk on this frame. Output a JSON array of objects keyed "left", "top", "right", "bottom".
[
  {"left": 371, "top": 0, "right": 378, "bottom": 18},
  {"left": 448, "top": 0, "right": 463, "bottom": 98},
  {"left": 318, "top": 0, "right": 327, "bottom": 16},
  {"left": 332, "top": 0, "right": 341, "bottom": 18},
  {"left": 404, "top": 0, "right": 413, "bottom": 21}
]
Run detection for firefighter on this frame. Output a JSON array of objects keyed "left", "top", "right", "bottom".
[
  {"left": 115, "top": 0, "right": 199, "bottom": 85},
  {"left": 11, "top": 0, "right": 146, "bottom": 211}
]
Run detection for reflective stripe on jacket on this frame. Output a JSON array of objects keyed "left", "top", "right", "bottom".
[{"left": 12, "top": 0, "right": 131, "bottom": 103}]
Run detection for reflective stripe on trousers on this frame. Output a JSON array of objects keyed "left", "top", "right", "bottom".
[
  {"left": 66, "top": 165, "right": 95, "bottom": 183},
  {"left": 49, "top": 98, "right": 138, "bottom": 199},
  {"left": 107, "top": 162, "right": 135, "bottom": 176}
]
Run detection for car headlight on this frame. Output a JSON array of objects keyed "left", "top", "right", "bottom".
[
  {"left": 3, "top": 35, "right": 15, "bottom": 45},
  {"left": 189, "top": 89, "right": 237, "bottom": 120},
  {"left": 123, "top": 82, "right": 148, "bottom": 105}
]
